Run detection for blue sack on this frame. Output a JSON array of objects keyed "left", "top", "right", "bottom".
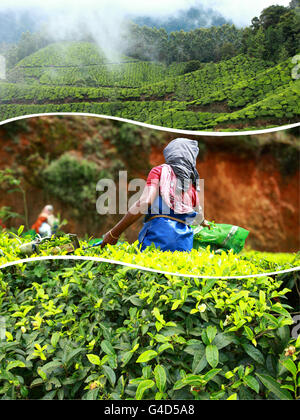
[
  {"left": 138, "top": 193, "right": 198, "bottom": 253},
  {"left": 138, "top": 216, "right": 194, "bottom": 252}
]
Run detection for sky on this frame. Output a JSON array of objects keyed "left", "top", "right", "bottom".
[{"left": 0, "top": 0, "right": 292, "bottom": 27}]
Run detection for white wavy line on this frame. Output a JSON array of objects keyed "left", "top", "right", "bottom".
[
  {"left": 0, "top": 112, "right": 299, "bottom": 277},
  {"left": 0, "top": 255, "right": 299, "bottom": 280},
  {"left": 0, "top": 112, "right": 299, "bottom": 136}
]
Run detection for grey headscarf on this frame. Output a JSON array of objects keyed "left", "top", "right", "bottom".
[{"left": 163, "top": 138, "right": 200, "bottom": 192}]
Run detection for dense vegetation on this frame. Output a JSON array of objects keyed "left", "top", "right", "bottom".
[
  {"left": 130, "top": 2, "right": 300, "bottom": 64},
  {"left": 3, "top": 3, "right": 299, "bottom": 67},
  {"left": 0, "top": 53, "right": 299, "bottom": 130},
  {"left": 0, "top": 2, "right": 298, "bottom": 130},
  {"left": 0, "top": 117, "right": 160, "bottom": 236},
  {"left": 1, "top": 227, "right": 300, "bottom": 275},
  {"left": 7, "top": 42, "right": 185, "bottom": 88},
  {"left": 0, "top": 235, "right": 299, "bottom": 400}
]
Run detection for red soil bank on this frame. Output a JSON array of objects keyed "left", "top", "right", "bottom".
[{"left": 0, "top": 117, "right": 299, "bottom": 252}]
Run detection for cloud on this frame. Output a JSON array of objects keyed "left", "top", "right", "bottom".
[
  {"left": 199, "top": 0, "right": 291, "bottom": 26},
  {"left": 0, "top": 0, "right": 292, "bottom": 26},
  {"left": 0, "top": 0, "right": 292, "bottom": 61}
]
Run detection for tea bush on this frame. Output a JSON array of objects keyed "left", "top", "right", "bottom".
[
  {"left": 0, "top": 256, "right": 299, "bottom": 400},
  {"left": 1, "top": 53, "right": 298, "bottom": 131},
  {"left": 7, "top": 41, "right": 185, "bottom": 88},
  {"left": 0, "top": 230, "right": 299, "bottom": 277}
]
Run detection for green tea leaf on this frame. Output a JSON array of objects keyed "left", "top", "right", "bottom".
[
  {"left": 171, "top": 300, "right": 182, "bottom": 311},
  {"left": 280, "top": 359, "right": 297, "bottom": 378},
  {"left": 152, "top": 308, "right": 165, "bottom": 324},
  {"left": 136, "top": 350, "right": 158, "bottom": 363},
  {"left": 42, "top": 361, "right": 63, "bottom": 373},
  {"left": 87, "top": 354, "right": 101, "bottom": 366},
  {"left": 102, "top": 365, "right": 116, "bottom": 386},
  {"left": 17, "top": 225, "right": 24, "bottom": 236},
  {"left": 65, "top": 348, "right": 84, "bottom": 365},
  {"left": 271, "top": 303, "right": 291, "bottom": 318},
  {"left": 244, "top": 375, "right": 260, "bottom": 394},
  {"left": 214, "top": 333, "right": 236, "bottom": 350},
  {"left": 154, "top": 365, "right": 166, "bottom": 393},
  {"left": 51, "top": 332, "right": 60, "bottom": 348},
  {"left": 37, "top": 367, "right": 47, "bottom": 381},
  {"left": 227, "top": 393, "right": 238, "bottom": 400},
  {"left": 256, "top": 373, "right": 293, "bottom": 400},
  {"left": 206, "top": 325, "right": 217, "bottom": 343},
  {"left": 101, "top": 340, "right": 115, "bottom": 357},
  {"left": 203, "top": 369, "right": 221, "bottom": 383},
  {"left": 242, "top": 344, "right": 264, "bottom": 365},
  {"left": 157, "top": 343, "right": 174, "bottom": 354},
  {"left": 121, "top": 351, "right": 133, "bottom": 367},
  {"left": 136, "top": 380, "right": 155, "bottom": 400},
  {"left": 205, "top": 345, "right": 219, "bottom": 368},
  {"left": 6, "top": 360, "right": 26, "bottom": 371},
  {"left": 192, "top": 351, "right": 207, "bottom": 374}
]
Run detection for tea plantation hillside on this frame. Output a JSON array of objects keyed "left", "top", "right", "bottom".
[
  {"left": 0, "top": 41, "right": 299, "bottom": 130},
  {"left": 7, "top": 42, "right": 186, "bottom": 88}
]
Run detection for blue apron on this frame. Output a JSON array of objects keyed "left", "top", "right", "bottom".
[{"left": 138, "top": 195, "right": 197, "bottom": 252}]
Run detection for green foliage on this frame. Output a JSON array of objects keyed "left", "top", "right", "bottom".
[
  {"left": 139, "top": 54, "right": 272, "bottom": 101},
  {"left": 5, "top": 31, "right": 50, "bottom": 70},
  {"left": 109, "top": 122, "right": 157, "bottom": 169},
  {"left": 0, "top": 4, "right": 298, "bottom": 131},
  {"left": 0, "top": 53, "right": 298, "bottom": 131},
  {"left": 14, "top": 42, "right": 109, "bottom": 67},
  {"left": 0, "top": 207, "right": 23, "bottom": 225},
  {"left": 0, "top": 169, "right": 29, "bottom": 230},
  {"left": 215, "top": 80, "right": 300, "bottom": 129},
  {"left": 182, "top": 61, "right": 203, "bottom": 74},
  {"left": 0, "top": 229, "right": 299, "bottom": 277},
  {"left": 41, "top": 153, "right": 109, "bottom": 222},
  {"left": 0, "top": 255, "right": 299, "bottom": 400},
  {"left": 7, "top": 41, "right": 185, "bottom": 88}
]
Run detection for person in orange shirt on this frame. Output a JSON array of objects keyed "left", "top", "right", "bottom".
[{"left": 32, "top": 205, "right": 58, "bottom": 237}]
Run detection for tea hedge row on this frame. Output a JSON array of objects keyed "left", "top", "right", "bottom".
[
  {"left": 188, "top": 58, "right": 296, "bottom": 109},
  {"left": 0, "top": 230, "right": 299, "bottom": 277},
  {"left": 1, "top": 67, "right": 298, "bottom": 131},
  {"left": 14, "top": 42, "right": 136, "bottom": 67},
  {"left": 0, "top": 257, "right": 299, "bottom": 400},
  {"left": 9, "top": 62, "right": 186, "bottom": 89},
  {"left": 10, "top": 46, "right": 265, "bottom": 95},
  {"left": 0, "top": 103, "right": 296, "bottom": 133},
  {"left": 0, "top": 83, "right": 132, "bottom": 103},
  {"left": 146, "top": 82, "right": 300, "bottom": 130},
  {"left": 214, "top": 82, "right": 300, "bottom": 128},
  {"left": 0, "top": 102, "right": 194, "bottom": 131},
  {"left": 1, "top": 53, "right": 298, "bottom": 131},
  {"left": 136, "top": 55, "right": 272, "bottom": 101},
  {"left": 2, "top": 58, "right": 296, "bottom": 112},
  {"left": 3, "top": 54, "right": 274, "bottom": 103}
]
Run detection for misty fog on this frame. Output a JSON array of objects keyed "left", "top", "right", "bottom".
[{"left": 0, "top": 0, "right": 292, "bottom": 64}]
